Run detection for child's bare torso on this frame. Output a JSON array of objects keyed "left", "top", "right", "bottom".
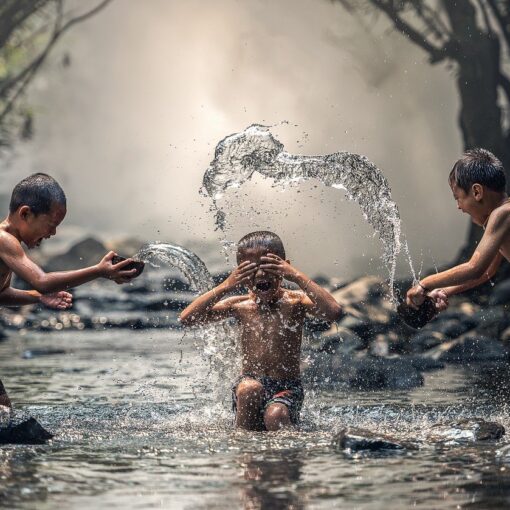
[
  {"left": 488, "top": 202, "right": 510, "bottom": 261},
  {"left": 231, "top": 289, "right": 306, "bottom": 380},
  {"left": 0, "top": 228, "right": 15, "bottom": 292}
]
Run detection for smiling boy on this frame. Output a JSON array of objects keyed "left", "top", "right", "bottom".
[
  {"left": 407, "top": 149, "right": 509, "bottom": 308},
  {"left": 0, "top": 173, "right": 139, "bottom": 408},
  {"left": 180, "top": 231, "right": 344, "bottom": 431}
]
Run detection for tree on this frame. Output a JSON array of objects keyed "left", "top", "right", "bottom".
[
  {"left": 335, "top": 0, "right": 510, "bottom": 262},
  {"left": 0, "top": 0, "right": 112, "bottom": 151}
]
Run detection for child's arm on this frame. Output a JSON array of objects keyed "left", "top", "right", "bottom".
[
  {"left": 260, "top": 254, "right": 344, "bottom": 321},
  {"left": 407, "top": 208, "right": 510, "bottom": 307},
  {"left": 0, "top": 233, "right": 137, "bottom": 294},
  {"left": 179, "top": 261, "right": 257, "bottom": 326},
  {"left": 0, "top": 287, "right": 72, "bottom": 309}
]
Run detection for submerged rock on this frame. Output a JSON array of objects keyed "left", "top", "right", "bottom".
[
  {"left": 424, "top": 333, "right": 509, "bottom": 363},
  {"left": 333, "top": 427, "right": 416, "bottom": 452},
  {"left": 0, "top": 417, "right": 53, "bottom": 444},
  {"left": 342, "top": 356, "right": 424, "bottom": 390},
  {"left": 428, "top": 418, "right": 505, "bottom": 443}
]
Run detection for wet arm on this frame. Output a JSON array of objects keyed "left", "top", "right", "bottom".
[
  {"left": 420, "top": 210, "right": 510, "bottom": 291},
  {"left": 179, "top": 284, "right": 236, "bottom": 326},
  {"left": 294, "top": 272, "right": 344, "bottom": 321},
  {"left": 0, "top": 236, "right": 102, "bottom": 293},
  {"left": 0, "top": 287, "right": 40, "bottom": 306},
  {"left": 441, "top": 252, "right": 503, "bottom": 296}
]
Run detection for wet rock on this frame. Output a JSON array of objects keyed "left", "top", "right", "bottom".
[
  {"left": 45, "top": 237, "right": 107, "bottom": 271},
  {"left": 338, "top": 356, "right": 424, "bottom": 390},
  {"left": 489, "top": 279, "right": 510, "bottom": 306},
  {"left": 162, "top": 275, "right": 190, "bottom": 292},
  {"left": 333, "top": 427, "right": 416, "bottom": 452},
  {"left": 0, "top": 417, "right": 53, "bottom": 444},
  {"left": 407, "top": 356, "right": 445, "bottom": 372},
  {"left": 106, "top": 236, "right": 145, "bottom": 256},
  {"left": 428, "top": 418, "right": 505, "bottom": 443},
  {"left": 433, "top": 319, "right": 474, "bottom": 339},
  {"left": 409, "top": 331, "right": 446, "bottom": 353},
  {"left": 424, "top": 333, "right": 509, "bottom": 363},
  {"left": 472, "top": 307, "right": 510, "bottom": 339},
  {"left": 316, "top": 327, "right": 365, "bottom": 354},
  {"left": 22, "top": 348, "right": 66, "bottom": 359},
  {"left": 332, "top": 276, "right": 387, "bottom": 305}
]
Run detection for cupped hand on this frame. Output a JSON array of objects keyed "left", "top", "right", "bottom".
[
  {"left": 428, "top": 288, "right": 449, "bottom": 312},
  {"left": 223, "top": 261, "right": 257, "bottom": 290},
  {"left": 259, "top": 253, "right": 297, "bottom": 281},
  {"left": 41, "top": 291, "right": 73, "bottom": 310},
  {"left": 406, "top": 285, "right": 427, "bottom": 309},
  {"left": 98, "top": 251, "right": 137, "bottom": 281}
]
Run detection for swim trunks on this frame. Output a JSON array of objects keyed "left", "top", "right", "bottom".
[{"left": 232, "top": 374, "right": 304, "bottom": 426}]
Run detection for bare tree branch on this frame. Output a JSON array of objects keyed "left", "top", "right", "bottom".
[
  {"left": 370, "top": 0, "right": 453, "bottom": 62},
  {"left": 0, "top": 0, "right": 113, "bottom": 124}
]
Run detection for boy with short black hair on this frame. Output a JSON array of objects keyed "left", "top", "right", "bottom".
[
  {"left": 180, "top": 231, "right": 344, "bottom": 431},
  {"left": 0, "top": 173, "right": 139, "bottom": 408},
  {"left": 407, "top": 149, "right": 509, "bottom": 307}
]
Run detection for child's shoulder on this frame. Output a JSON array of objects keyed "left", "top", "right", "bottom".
[
  {"left": 0, "top": 229, "right": 22, "bottom": 251},
  {"left": 489, "top": 200, "right": 510, "bottom": 227}
]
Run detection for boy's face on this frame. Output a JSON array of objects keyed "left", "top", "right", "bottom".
[
  {"left": 238, "top": 246, "right": 283, "bottom": 302},
  {"left": 19, "top": 202, "right": 66, "bottom": 249},
  {"left": 451, "top": 182, "right": 485, "bottom": 226}
]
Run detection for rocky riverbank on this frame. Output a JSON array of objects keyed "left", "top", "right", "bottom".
[{"left": 2, "top": 237, "right": 510, "bottom": 393}]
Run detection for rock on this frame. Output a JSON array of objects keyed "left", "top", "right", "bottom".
[
  {"left": 317, "top": 327, "right": 365, "bottom": 354},
  {"left": 409, "top": 331, "right": 446, "bottom": 353},
  {"left": 434, "top": 319, "right": 473, "bottom": 339},
  {"left": 489, "top": 279, "right": 510, "bottom": 305},
  {"left": 162, "top": 275, "right": 190, "bottom": 292},
  {"left": 424, "top": 333, "right": 509, "bottom": 363},
  {"left": 22, "top": 348, "right": 66, "bottom": 359},
  {"left": 332, "top": 276, "right": 387, "bottom": 305},
  {"left": 0, "top": 417, "right": 53, "bottom": 444},
  {"left": 472, "top": 307, "right": 510, "bottom": 339},
  {"left": 397, "top": 297, "right": 437, "bottom": 329},
  {"left": 45, "top": 237, "right": 107, "bottom": 271},
  {"left": 428, "top": 418, "right": 505, "bottom": 443},
  {"left": 407, "top": 356, "right": 445, "bottom": 371},
  {"left": 333, "top": 427, "right": 416, "bottom": 452},
  {"left": 106, "top": 236, "right": 145, "bottom": 256},
  {"left": 338, "top": 356, "right": 424, "bottom": 390}
]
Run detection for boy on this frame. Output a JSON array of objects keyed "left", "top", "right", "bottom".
[
  {"left": 407, "top": 149, "right": 509, "bottom": 308},
  {"left": 180, "top": 231, "right": 344, "bottom": 431},
  {"left": 0, "top": 173, "right": 139, "bottom": 408}
]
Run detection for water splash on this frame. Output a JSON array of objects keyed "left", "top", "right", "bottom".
[
  {"left": 134, "top": 242, "right": 239, "bottom": 394},
  {"left": 201, "top": 124, "right": 416, "bottom": 299}
]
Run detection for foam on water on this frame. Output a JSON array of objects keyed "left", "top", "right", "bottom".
[{"left": 201, "top": 124, "right": 417, "bottom": 300}]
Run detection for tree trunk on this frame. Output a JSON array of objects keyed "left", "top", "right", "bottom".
[{"left": 442, "top": 0, "right": 510, "bottom": 262}]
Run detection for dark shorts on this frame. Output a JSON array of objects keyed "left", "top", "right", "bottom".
[{"left": 232, "top": 374, "right": 304, "bottom": 425}]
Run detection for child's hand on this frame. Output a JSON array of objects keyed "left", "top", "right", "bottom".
[
  {"left": 428, "top": 288, "right": 449, "bottom": 312},
  {"left": 223, "top": 261, "right": 257, "bottom": 290},
  {"left": 40, "top": 291, "right": 73, "bottom": 310},
  {"left": 98, "top": 251, "right": 137, "bottom": 281},
  {"left": 406, "top": 284, "right": 427, "bottom": 309},
  {"left": 259, "top": 253, "right": 298, "bottom": 281}
]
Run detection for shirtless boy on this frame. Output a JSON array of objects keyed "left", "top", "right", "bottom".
[
  {"left": 0, "top": 173, "right": 138, "bottom": 408},
  {"left": 407, "top": 149, "right": 509, "bottom": 308},
  {"left": 180, "top": 231, "right": 344, "bottom": 431}
]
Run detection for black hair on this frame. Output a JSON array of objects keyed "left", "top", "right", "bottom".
[
  {"left": 9, "top": 173, "right": 66, "bottom": 215},
  {"left": 236, "top": 231, "right": 286, "bottom": 263},
  {"left": 449, "top": 149, "right": 506, "bottom": 193}
]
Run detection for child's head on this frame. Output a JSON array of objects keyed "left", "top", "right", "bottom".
[
  {"left": 237, "top": 231, "right": 286, "bottom": 301},
  {"left": 9, "top": 173, "right": 67, "bottom": 249},
  {"left": 448, "top": 149, "right": 506, "bottom": 224}
]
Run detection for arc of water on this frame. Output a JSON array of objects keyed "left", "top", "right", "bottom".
[{"left": 201, "top": 124, "right": 415, "bottom": 300}]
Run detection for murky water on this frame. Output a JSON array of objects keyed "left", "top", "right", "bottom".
[{"left": 2, "top": 328, "right": 510, "bottom": 509}]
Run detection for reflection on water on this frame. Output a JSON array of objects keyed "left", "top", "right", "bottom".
[{"left": 2, "top": 329, "right": 510, "bottom": 509}]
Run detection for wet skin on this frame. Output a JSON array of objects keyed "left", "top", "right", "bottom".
[
  {"left": 407, "top": 183, "right": 510, "bottom": 307},
  {"left": 180, "top": 246, "right": 343, "bottom": 429}
]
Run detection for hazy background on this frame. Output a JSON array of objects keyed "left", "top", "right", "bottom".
[{"left": 2, "top": 0, "right": 464, "bottom": 279}]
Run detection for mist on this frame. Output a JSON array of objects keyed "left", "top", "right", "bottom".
[{"left": 5, "top": 0, "right": 466, "bottom": 279}]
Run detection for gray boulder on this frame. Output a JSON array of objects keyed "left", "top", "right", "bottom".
[
  {"left": 333, "top": 427, "right": 416, "bottom": 452},
  {"left": 45, "top": 237, "right": 107, "bottom": 272},
  {"left": 0, "top": 417, "right": 53, "bottom": 444},
  {"left": 428, "top": 418, "right": 505, "bottom": 443}
]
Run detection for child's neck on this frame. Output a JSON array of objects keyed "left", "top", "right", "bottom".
[
  {"left": 1, "top": 215, "right": 22, "bottom": 240},
  {"left": 481, "top": 191, "right": 509, "bottom": 227}
]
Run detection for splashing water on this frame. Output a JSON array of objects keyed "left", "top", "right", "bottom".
[
  {"left": 201, "top": 124, "right": 416, "bottom": 299},
  {"left": 134, "top": 242, "right": 239, "bottom": 396}
]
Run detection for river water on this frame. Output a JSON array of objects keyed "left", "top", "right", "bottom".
[{"left": 2, "top": 327, "right": 510, "bottom": 509}]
